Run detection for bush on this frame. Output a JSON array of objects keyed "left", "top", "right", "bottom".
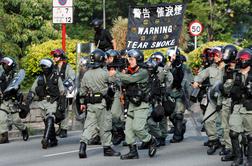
[
  {"left": 21, "top": 39, "right": 87, "bottom": 90},
  {"left": 187, "top": 41, "right": 241, "bottom": 73}
]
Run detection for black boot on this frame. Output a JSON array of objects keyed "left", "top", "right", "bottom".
[
  {"left": 221, "top": 150, "right": 235, "bottom": 162},
  {"left": 244, "top": 134, "right": 252, "bottom": 166},
  {"left": 207, "top": 139, "right": 221, "bottom": 155},
  {"left": 41, "top": 117, "right": 54, "bottom": 149},
  {"left": 120, "top": 144, "right": 139, "bottom": 160},
  {"left": 230, "top": 130, "right": 243, "bottom": 166},
  {"left": 138, "top": 142, "right": 149, "bottom": 150},
  {"left": 79, "top": 142, "right": 87, "bottom": 158},
  {"left": 103, "top": 146, "right": 121, "bottom": 156},
  {"left": 157, "top": 137, "right": 166, "bottom": 146},
  {"left": 203, "top": 140, "right": 212, "bottom": 147},
  {"left": 148, "top": 137, "right": 157, "bottom": 157},
  {"left": 0, "top": 132, "right": 9, "bottom": 144},
  {"left": 22, "top": 127, "right": 29, "bottom": 141},
  {"left": 112, "top": 128, "right": 125, "bottom": 145},
  {"left": 59, "top": 129, "right": 67, "bottom": 138},
  {"left": 49, "top": 123, "right": 58, "bottom": 147},
  {"left": 219, "top": 146, "right": 231, "bottom": 156},
  {"left": 170, "top": 114, "right": 184, "bottom": 143},
  {"left": 168, "top": 127, "right": 175, "bottom": 134}
]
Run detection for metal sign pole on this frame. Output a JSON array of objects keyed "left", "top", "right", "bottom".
[
  {"left": 62, "top": 23, "right": 66, "bottom": 51},
  {"left": 103, "top": 0, "right": 106, "bottom": 29},
  {"left": 194, "top": 36, "right": 197, "bottom": 50}
]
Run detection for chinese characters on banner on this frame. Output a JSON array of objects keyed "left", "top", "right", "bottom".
[{"left": 126, "top": 3, "right": 186, "bottom": 50}]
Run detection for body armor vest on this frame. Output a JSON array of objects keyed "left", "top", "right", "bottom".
[
  {"left": 171, "top": 65, "right": 184, "bottom": 89},
  {"left": 35, "top": 72, "right": 60, "bottom": 100},
  {"left": 58, "top": 63, "right": 67, "bottom": 81}
]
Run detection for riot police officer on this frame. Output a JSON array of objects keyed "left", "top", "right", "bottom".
[
  {"left": 193, "top": 47, "right": 225, "bottom": 155},
  {"left": 166, "top": 48, "right": 192, "bottom": 143},
  {"left": 225, "top": 49, "right": 252, "bottom": 166},
  {"left": 91, "top": 19, "right": 116, "bottom": 51},
  {"left": 0, "top": 57, "right": 29, "bottom": 143},
  {"left": 78, "top": 49, "right": 120, "bottom": 158},
  {"left": 105, "top": 49, "right": 120, "bottom": 64},
  {"left": 218, "top": 45, "right": 237, "bottom": 160},
  {"left": 141, "top": 52, "right": 173, "bottom": 148},
  {"left": 51, "top": 49, "right": 75, "bottom": 138},
  {"left": 109, "top": 49, "right": 157, "bottom": 160},
  {"left": 26, "top": 58, "right": 65, "bottom": 149},
  {"left": 106, "top": 49, "right": 126, "bottom": 145}
]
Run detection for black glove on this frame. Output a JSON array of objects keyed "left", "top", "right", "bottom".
[
  {"left": 19, "top": 104, "right": 30, "bottom": 119},
  {"left": 26, "top": 91, "right": 34, "bottom": 106},
  {"left": 58, "top": 95, "right": 66, "bottom": 112},
  {"left": 216, "top": 105, "right": 222, "bottom": 112},
  {"left": 107, "top": 84, "right": 115, "bottom": 98}
]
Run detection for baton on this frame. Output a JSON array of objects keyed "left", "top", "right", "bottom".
[{"left": 201, "top": 109, "right": 218, "bottom": 124}]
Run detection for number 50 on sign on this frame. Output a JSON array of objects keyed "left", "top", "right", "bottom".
[{"left": 189, "top": 20, "right": 203, "bottom": 36}]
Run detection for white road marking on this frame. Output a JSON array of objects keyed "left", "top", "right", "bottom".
[{"left": 43, "top": 147, "right": 102, "bottom": 158}]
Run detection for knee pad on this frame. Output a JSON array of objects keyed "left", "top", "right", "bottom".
[
  {"left": 229, "top": 130, "right": 239, "bottom": 139},
  {"left": 174, "top": 113, "right": 183, "bottom": 120}
]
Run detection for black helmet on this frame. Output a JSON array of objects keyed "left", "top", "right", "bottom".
[
  {"left": 201, "top": 48, "right": 211, "bottom": 58},
  {"left": 150, "top": 52, "right": 167, "bottom": 67},
  {"left": 127, "top": 49, "right": 144, "bottom": 65},
  {"left": 89, "top": 49, "right": 105, "bottom": 68},
  {"left": 0, "top": 57, "right": 16, "bottom": 72},
  {"left": 106, "top": 49, "right": 120, "bottom": 58},
  {"left": 210, "top": 48, "right": 223, "bottom": 59},
  {"left": 91, "top": 19, "right": 103, "bottom": 29},
  {"left": 144, "top": 59, "right": 158, "bottom": 74},
  {"left": 39, "top": 58, "right": 54, "bottom": 75},
  {"left": 236, "top": 49, "right": 252, "bottom": 69},
  {"left": 222, "top": 45, "right": 237, "bottom": 63},
  {"left": 51, "top": 49, "right": 67, "bottom": 60},
  {"left": 120, "top": 49, "right": 128, "bottom": 56}
]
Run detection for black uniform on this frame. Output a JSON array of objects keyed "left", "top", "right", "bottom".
[{"left": 94, "top": 29, "right": 114, "bottom": 51}]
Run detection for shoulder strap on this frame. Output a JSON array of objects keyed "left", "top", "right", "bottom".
[
  {"left": 246, "top": 68, "right": 252, "bottom": 85},
  {"left": 59, "top": 63, "right": 67, "bottom": 80}
]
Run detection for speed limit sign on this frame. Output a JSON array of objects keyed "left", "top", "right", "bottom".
[{"left": 189, "top": 20, "right": 203, "bottom": 36}]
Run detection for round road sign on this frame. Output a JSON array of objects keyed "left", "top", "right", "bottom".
[
  {"left": 189, "top": 20, "right": 203, "bottom": 36},
  {"left": 58, "top": 0, "right": 67, "bottom": 5}
]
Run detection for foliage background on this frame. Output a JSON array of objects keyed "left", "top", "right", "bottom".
[
  {"left": 0, "top": 0, "right": 252, "bottom": 88},
  {"left": 21, "top": 39, "right": 86, "bottom": 90}
]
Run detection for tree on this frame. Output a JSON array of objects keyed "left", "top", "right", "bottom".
[{"left": 0, "top": 0, "right": 60, "bottom": 59}]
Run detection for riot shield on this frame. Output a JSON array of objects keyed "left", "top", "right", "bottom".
[
  {"left": 3, "top": 69, "right": 25, "bottom": 99},
  {"left": 207, "top": 80, "right": 222, "bottom": 106},
  {"left": 63, "top": 77, "right": 77, "bottom": 98}
]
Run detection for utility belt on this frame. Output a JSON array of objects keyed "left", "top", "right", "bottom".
[
  {"left": 84, "top": 93, "right": 103, "bottom": 104},
  {"left": 126, "top": 90, "right": 148, "bottom": 106}
]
